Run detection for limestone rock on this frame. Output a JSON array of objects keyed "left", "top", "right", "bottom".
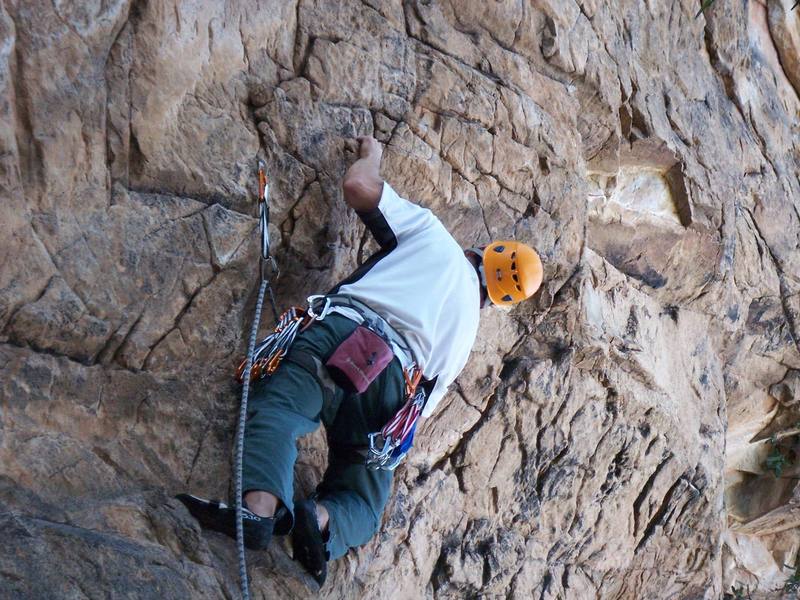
[{"left": 1, "top": 0, "right": 800, "bottom": 598}]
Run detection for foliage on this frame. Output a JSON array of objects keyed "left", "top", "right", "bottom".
[
  {"left": 728, "top": 584, "right": 751, "bottom": 599},
  {"left": 763, "top": 433, "right": 798, "bottom": 479},
  {"left": 766, "top": 446, "right": 791, "bottom": 478},
  {"left": 695, "top": 0, "right": 717, "bottom": 19},
  {"left": 784, "top": 563, "right": 800, "bottom": 597}
]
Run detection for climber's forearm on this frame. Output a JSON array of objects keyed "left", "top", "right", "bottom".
[
  {"left": 343, "top": 161, "right": 383, "bottom": 212},
  {"left": 343, "top": 136, "right": 384, "bottom": 213}
]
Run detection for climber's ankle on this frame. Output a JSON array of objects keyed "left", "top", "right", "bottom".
[
  {"left": 315, "top": 501, "right": 330, "bottom": 533},
  {"left": 244, "top": 490, "right": 279, "bottom": 518}
]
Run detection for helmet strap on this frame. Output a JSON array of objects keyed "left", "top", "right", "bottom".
[
  {"left": 467, "top": 247, "right": 487, "bottom": 286},
  {"left": 477, "top": 262, "right": 488, "bottom": 289}
]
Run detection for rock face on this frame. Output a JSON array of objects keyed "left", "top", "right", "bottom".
[{"left": 1, "top": 0, "right": 799, "bottom": 598}]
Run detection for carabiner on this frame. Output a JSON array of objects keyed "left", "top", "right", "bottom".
[
  {"left": 306, "top": 295, "right": 332, "bottom": 321},
  {"left": 367, "top": 432, "right": 394, "bottom": 458},
  {"left": 259, "top": 204, "right": 270, "bottom": 260},
  {"left": 261, "top": 255, "right": 278, "bottom": 281}
]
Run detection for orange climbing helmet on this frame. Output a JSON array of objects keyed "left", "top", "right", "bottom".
[{"left": 477, "top": 241, "right": 543, "bottom": 306}]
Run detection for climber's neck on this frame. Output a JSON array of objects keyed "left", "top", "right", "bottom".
[{"left": 464, "top": 250, "right": 489, "bottom": 310}]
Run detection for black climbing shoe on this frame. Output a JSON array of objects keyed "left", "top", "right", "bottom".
[
  {"left": 292, "top": 499, "right": 328, "bottom": 586},
  {"left": 176, "top": 493, "right": 277, "bottom": 551}
]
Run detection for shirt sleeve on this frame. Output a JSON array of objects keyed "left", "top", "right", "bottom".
[
  {"left": 356, "top": 182, "right": 438, "bottom": 249},
  {"left": 421, "top": 377, "right": 448, "bottom": 418},
  {"left": 420, "top": 344, "right": 472, "bottom": 418}
]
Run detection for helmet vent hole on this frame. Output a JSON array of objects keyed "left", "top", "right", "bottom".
[
  {"left": 502, "top": 294, "right": 513, "bottom": 302},
  {"left": 516, "top": 285, "right": 522, "bottom": 291},
  {"left": 511, "top": 261, "right": 516, "bottom": 270},
  {"left": 494, "top": 245, "right": 505, "bottom": 253},
  {"left": 512, "top": 273, "right": 519, "bottom": 282},
  {"left": 511, "top": 251, "right": 516, "bottom": 259}
]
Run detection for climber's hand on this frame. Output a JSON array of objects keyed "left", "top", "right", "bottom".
[{"left": 357, "top": 136, "right": 382, "bottom": 163}]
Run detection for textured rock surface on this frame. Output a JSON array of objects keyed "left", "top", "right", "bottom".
[{"left": 1, "top": 0, "right": 800, "bottom": 597}]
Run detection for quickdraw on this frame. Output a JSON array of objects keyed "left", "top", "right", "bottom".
[
  {"left": 234, "top": 296, "right": 334, "bottom": 384},
  {"left": 365, "top": 366, "right": 426, "bottom": 471},
  {"left": 257, "top": 160, "right": 278, "bottom": 280},
  {"left": 235, "top": 306, "right": 308, "bottom": 383}
]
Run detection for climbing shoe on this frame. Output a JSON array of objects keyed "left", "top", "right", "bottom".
[
  {"left": 292, "top": 499, "right": 329, "bottom": 586},
  {"left": 176, "top": 493, "right": 279, "bottom": 551}
]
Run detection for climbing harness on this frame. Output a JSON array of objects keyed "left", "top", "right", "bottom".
[
  {"left": 234, "top": 160, "right": 280, "bottom": 600},
  {"left": 238, "top": 291, "right": 427, "bottom": 472},
  {"left": 305, "top": 295, "right": 426, "bottom": 470},
  {"left": 307, "top": 294, "right": 416, "bottom": 371}
]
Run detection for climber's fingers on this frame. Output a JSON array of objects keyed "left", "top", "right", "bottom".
[
  {"left": 356, "top": 135, "right": 382, "bottom": 160},
  {"left": 344, "top": 138, "right": 360, "bottom": 157}
]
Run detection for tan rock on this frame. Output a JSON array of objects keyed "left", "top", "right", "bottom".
[{"left": 3, "top": 0, "right": 800, "bottom": 598}]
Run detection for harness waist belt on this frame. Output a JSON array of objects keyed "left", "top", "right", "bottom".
[{"left": 307, "top": 294, "right": 417, "bottom": 371}]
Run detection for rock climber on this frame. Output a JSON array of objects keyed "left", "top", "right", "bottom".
[{"left": 177, "top": 135, "right": 543, "bottom": 585}]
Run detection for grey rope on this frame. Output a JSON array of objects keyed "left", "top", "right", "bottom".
[{"left": 234, "top": 278, "right": 268, "bottom": 600}]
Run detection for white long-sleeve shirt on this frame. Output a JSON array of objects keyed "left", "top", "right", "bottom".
[{"left": 331, "top": 182, "right": 481, "bottom": 417}]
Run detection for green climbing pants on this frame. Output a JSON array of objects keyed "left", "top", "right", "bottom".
[{"left": 242, "top": 313, "right": 406, "bottom": 560}]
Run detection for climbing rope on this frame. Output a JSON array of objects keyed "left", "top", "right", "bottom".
[
  {"left": 234, "top": 279, "right": 265, "bottom": 600},
  {"left": 234, "top": 160, "right": 279, "bottom": 600}
]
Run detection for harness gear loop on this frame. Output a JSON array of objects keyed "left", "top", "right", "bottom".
[
  {"left": 365, "top": 364, "right": 426, "bottom": 471},
  {"left": 235, "top": 306, "right": 308, "bottom": 383}
]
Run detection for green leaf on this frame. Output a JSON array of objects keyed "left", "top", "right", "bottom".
[
  {"left": 766, "top": 450, "right": 789, "bottom": 478},
  {"left": 695, "top": 0, "right": 717, "bottom": 19}
]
